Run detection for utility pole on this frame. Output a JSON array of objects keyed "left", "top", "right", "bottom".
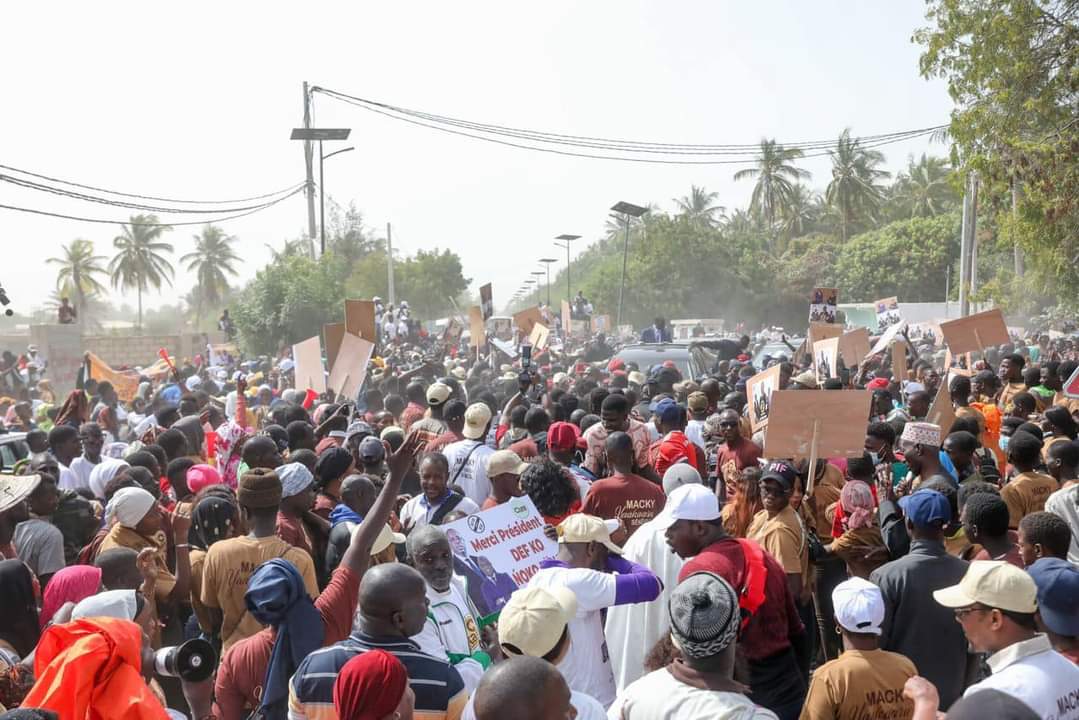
[
  {"left": 970, "top": 172, "right": 979, "bottom": 295},
  {"left": 302, "top": 82, "right": 317, "bottom": 258},
  {"left": 387, "top": 222, "right": 396, "bottom": 306},
  {"left": 958, "top": 172, "right": 978, "bottom": 317}
]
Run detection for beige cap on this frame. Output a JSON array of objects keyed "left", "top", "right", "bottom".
[
  {"left": 628, "top": 371, "right": 646, "bottom": 386},
  {"left": 933, "top": 560, "right": 1037, "bottom": 613},
  {"left": 0, "top": 473, "right": 41, "bottom": 514},
  {"left": 486, "top": 450, "right": 528, "bottom": 477},
  {"left": 687, "top": 391, "right": 709, "bottom": 412},
  {"left": 463, "top": 403, "right": 493, "bottom": 440},
  {"left": 426, "top": 383, "right": 451, "bottom": 405},
  {"left": 369, "top": 523, "right": 407, "bottom": 556},
  {"left": 499, "top": 585, "right": 578, "bottom": 657},
  {"left": 557, "top": 513, "right": 622, "bottom": 555}
]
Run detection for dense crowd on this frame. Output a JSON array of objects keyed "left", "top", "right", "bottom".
[{"left": 0, "top": 311, "right": 1077, "bottom": 720}]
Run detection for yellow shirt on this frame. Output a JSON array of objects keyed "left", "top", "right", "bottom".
[
  {"left": 1000, "top": 471, "right": 1059, "bottom": 529},
  {"left": 800, "top": 648, "right": 916, "bottom": 720},
  {"left": 98, "top": 524, "right": 176, "bottom": 601},
  {"left": 747, "top": 505, "right": 808, "bottom": 579}
]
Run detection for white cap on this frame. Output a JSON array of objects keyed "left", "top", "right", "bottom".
[
  {"left": 832, "top": 577, "right": 885, "bottom": 636},
  {"left": 653, "top": 484, "right": 720, "bottom": 530},
  {"left": 463, "top": 403, "right": 493, "bottom": 440}
]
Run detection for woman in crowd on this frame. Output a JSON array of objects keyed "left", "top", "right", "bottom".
[
  {"left": 0, "top": 560, "right": 40, "bottom": 711},
  {"left": 38, "top": 565, "right": 102, "bottom": 629},
  {"left": 334, "top": 650, "right": 415, "bottom": 720}
]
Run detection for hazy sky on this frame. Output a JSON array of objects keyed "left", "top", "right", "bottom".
[{"left": 2, "top": 1, "right": 953, "bottom": 316}]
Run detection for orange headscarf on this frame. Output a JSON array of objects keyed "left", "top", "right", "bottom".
[{"left": 22, "top": 617, "right": 168, "bottom": 720}]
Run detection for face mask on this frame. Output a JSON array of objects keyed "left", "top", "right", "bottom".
[{"left": 999, "top": 435, "right": 1010, "bottom": 452}]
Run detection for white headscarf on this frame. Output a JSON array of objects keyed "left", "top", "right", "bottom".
[
  {"left": 72, "top": 589, "right": 138, "bottom": 621},
  {"left": 89, "top": 458, "right": 130, "bottom": 499},
  {"left": 106, "top": 487, "right": 155, "bottom": 528}
]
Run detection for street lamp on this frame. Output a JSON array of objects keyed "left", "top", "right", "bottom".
[
  {"left": 289, "top": 127, "right": 351, "bottom": 255},
  {"left": 610, "top": 201, "right": 649, "bottom": 329},
  {"left": 539, "top": 258, "right": 557, "bottom": 308},
  {"left": 554, "top": 234, "right": 581, "bottom": 303},
  {"left": 529, "top": 272, "right": 545, "bottom": 308}
]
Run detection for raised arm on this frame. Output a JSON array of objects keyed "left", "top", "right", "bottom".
[{"left": 604, "top": 555, "right": 663, "bottom": 606}]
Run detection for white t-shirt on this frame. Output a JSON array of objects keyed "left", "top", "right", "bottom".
[
  {"left": 463, "top": 689, "right": 606, "bottom": 720},
  {"left": 69, "top": 455, "right": 98, "bottom": 491},
  {"left": 528, "top": 564, "right": 618, "bottom": 708},
  {"left": 608, "top": 667, "right": 779, "bottom": 720},
  {"left": 399, "top": 493, "right": 480, "bottom": 530},
  {"left": 963, "top": 635, "right": 1079, "bottom": 720},
  {"left": 1045, "top": 485, "right": 1079, "bottom": 564},
  {"left": 56, "top": 462, "right": 80, "bottom": 492},
  {"left": 411, "top": 576, "right": 485, "bottom": 694},
  {"left": 442, "top": 439, "right": 494, "bottom": 506},
  {"left": 685, "top": 419, "right": 706, "bottom": 450}
]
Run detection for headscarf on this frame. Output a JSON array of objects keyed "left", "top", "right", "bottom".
[
  {"left": 186, "top": 464, "right": 222, "bottom": 495},
  {"left": 245, "top": 559, "right": 322, "bottom": 719},
  {"left": 39, "top": 565, "right": 102, "bottom": 629},
  {"left": 277, "top": 462, "right": 314, "bottom": 498},
  {"left": 22, "top": 617, "right": 169, "bottom": 720},
  {"left": 106, "top": 487, "right": 155, "bottom": 529},
  {"left": 53, "top": 390, "right": 89, "bottom": 428},
  {"left": 0, "top": 560, "right": 41, "bottom": 658},
  {"left": 315, "top": 447, "right": 354, "bottom": 487},
  {"left": 71, "top": 589, "right": 138, "bottom": 621},
  {"left": 173, "top": 416, "right": 205, "bottom": 457},
  {"left": 333, "top": 649, "right": 409, "bottom": 720},
  {"left": 34, "top": 403, "right": 54, "bottom": 432},
  {"left": 840, "top": 480, "right": 875, "bottom": 531},
  {"left": 0, "top": 710, "right": 60, "bottom": 719},
  {"left": 215, "top": 420, "right": 249, "bottom": 488},
  {"left": 667, "top": 571, "right": 740, "bottom": 659},
  {"left": 191, "top": 496, "right": 236, "bottom": 550},
  {"left": 89, "top": 458, "right": 130, "bottom": 499}
]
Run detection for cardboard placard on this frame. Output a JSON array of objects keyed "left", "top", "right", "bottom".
[
  {"left": 442, "top": 317, "right": 463, "bottom": 344},
  {"left": 763, "top": 390, "right": 873, "bottom": 459},
  {"left": 813, "top": 337, "right": 840, "bottom": 386},
  {"left": 327, "top": 333, "right": 375, "bottom": 401},
  {"left": 837, "top": 327, "right": 871, "bottom": 368},
  {"left": 528, "top": 322, "right": 550, "bottom": 350},
  {"left": 442, "top": 495, "right": 556, "bottom": 619},
  {"left": 809, "top": 287, "right": 838, "bottom": 323},
  {"left": 892, "top": 342, "right": 908, "bottom": 383},
  {"left": 561, "top": 300, "right": 572, "bottom": 335},
  {"left": 292, "top": 335, "right": 326, "bottom": 394},
  {"left": 747, "top": 364, "right": 782, "bottom": 432},
  {"left": 925, "top": 378, "right": 956, "bottom": 430},
  {"left": 870, "top": 320, "right": 908, "bottom": 357},
  {"left": 592, "top": 315, "right": 611, "bottom": 334},
  {"left": 323, "top": 323, "right": 346, "bottom": 372},
  {"left": 938, "top": 309, "right": 1010, "bottom": 355},
  {"left": 513, "top": 307, "right": 544, "bottom": 337},
  {"left": 875, "top": 296, "right": 902, "bottom": 333},
  {"left": 344, "top": 299, "right": 378, "bottom": 342},
  {"left": 808, "top": 321, "right": 844, "bottom": 350},
  {"left": 480, "top": 283, "right": 494, "bottom": 321},
  {"left": 490, "top": 337, "right": 518, "bottom": 359},
  {"left": 468, "top": 306, "right": 486, "bottom": 348}
]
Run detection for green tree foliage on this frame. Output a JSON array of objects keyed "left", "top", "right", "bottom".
[
  {"left": 346, "top": 247, "right": 470, "bottom": 319},
  {"left": 915, "top": 0, "right": 1079, "bottom": 307},
  {"left": 826, "top": 129, "right": 890, "bottom": 241},
  {"left": 108, "top": 215, "right": 174, "bottom": 331},
  {"left": 182, "top": 225, "right": 240, "bottom": 328},
  {"left": 47, "top": 238, "right": 108, "bottom": 323}
]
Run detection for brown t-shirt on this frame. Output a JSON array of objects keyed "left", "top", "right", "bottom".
[
  {"left": 201, "top": 534, "right": 319, "bottom": 651},
  {"left": 800, "top": 648, "right": 916, "bottom": 720},
  {"left": 829, "top": 526, "right": 888, "bottom": 579},
  {"left": 714, "top": 438, "right": 762, "bottom": 490},
  {"left": 1001, "top": 471, "right": 1059, "bottom": 528},
  {"left": 581, "top": 472, "right": 666, "bottom": 539},
  {"left": 998, "top": 381, "right": 1026, "bottom": 413},
  {"left": 189, "top": 548, "right": 212, "bottom": 634},
  {"left": 98, "top": 524, "right": 176, "bottom": 602},
  {"left": 747, "top": 505, "right": 808, "bottom": 579}
]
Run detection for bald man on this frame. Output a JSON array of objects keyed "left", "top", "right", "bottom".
[
  {"left": 473, "top": 656, "right": 575, "bottom": 720},
  {"left": 288, "top": 563, "right": 468, "bottom": 720}
]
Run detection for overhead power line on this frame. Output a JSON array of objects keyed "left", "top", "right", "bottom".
[{"left": 312, "top": 86, "right": 947, "bottom": 164}]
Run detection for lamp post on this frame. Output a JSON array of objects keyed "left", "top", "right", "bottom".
[
  {"left": 530, "top": 272, "right": 545, "bottom": 306},
  {"left": 610, "top": 201, "right": 649, "bottom": 329},
  {"left": 539, "top": 258, "right": 557, "bottom": 308},
  {"left": 289, "top": 127, "right": 351, "bottom": 256},
  {"left": 554, "top": 234, "right": 580, "bottom": 304}
]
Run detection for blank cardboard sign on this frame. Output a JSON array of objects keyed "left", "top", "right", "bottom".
[
  {"left": 925, "top": 379, "right": 956, "bottom": 430},
  {"left": 808, "top": 321, "right": 844, "bottom": 350},
  {"left": 292, "top": 335, "right": 326, "bottom": 394},
  {"left": 328, "top": 333, "right": 375, "bottom": 401},
  {"left": 514, "top": 307, "right": 544, "bottom": 337},
  {"left": 529, "top": 322, "right": 550, "bottom": 350},
  {"left": 469, "top": 306, "right": 486, "bottom": 348},
  {"left": 763, "top": 390, "right": 872, "bottom": 459},
  {"left": 345, "top": 299, "right": 378, "bottom": 342},
  {"left": 323, "top": 323, "right": 345, "bottom": 372},
  {"left": 838, "top": 328, "right": 871, "bottom": 368},
  {"left": 938, "top": 309, "right": 1009, "bottom": 355}
]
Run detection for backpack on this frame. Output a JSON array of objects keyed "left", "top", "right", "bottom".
[{"left": 734, "top": 538, "right": 768, "bottom": 632}]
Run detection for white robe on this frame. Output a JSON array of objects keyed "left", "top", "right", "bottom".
[{"left": 604, "top": 516, "right": 685, "bottom": 692}]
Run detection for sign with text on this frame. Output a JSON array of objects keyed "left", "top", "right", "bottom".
[
  {"left": 443, "top": 495, "right": 556, "bottom": 619},
  {"left": 938, "top": 308, "right": 1009, "bottom": 355},
  {"left": 480, "top": 283, "right": 494, "bottom": 321},
  {"left": 763, "top": 390, "right": 873, "bottom": 459},
  {"left": 292, "top": 335, "right": 326, "bottom": 394},
  {"left": 747, "top": 364, "right": 781, "bottom": 433}
]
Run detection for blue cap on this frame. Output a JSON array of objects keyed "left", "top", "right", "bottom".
[
  {"left": 897, "top": 489, "right": 951, "bottom": 528},
  {"left": 1027, "top": 557, "right": 1079, "bottom": 636},
  {"left": 650, "top": 397, "right": 681, "bottom": 425}
]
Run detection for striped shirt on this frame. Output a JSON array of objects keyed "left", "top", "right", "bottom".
[{"left": 288, "top": 632, "right": 468, "bottom": 720}]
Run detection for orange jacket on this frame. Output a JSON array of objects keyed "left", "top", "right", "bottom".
[{"left": 22, "top": 617, "right": 169, "bottom": 720}]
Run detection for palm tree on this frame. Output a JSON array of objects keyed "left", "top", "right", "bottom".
[
  {"left": 733, "top": 139, "right": 811, "bottom": 248},
  {"left": 895, "top": 154, "right": 953, "bottom": 218},
  {"left": 108, "top": 214, "right": 174, "bottom": 331},
  {"left": 825, "top": 128, "right": 890, "bottom": 241},
  {"left": 674, "top": 185, "right": 725, "bottom": 228},
  {"left": 182, "top": 224, "right": 240, "bottom": 328},
  {"left": 779, "top": 184, "right": 818, "bottom": 243},
  {"left": 46, "top": 239, "right": 108, "bottom": 324}
]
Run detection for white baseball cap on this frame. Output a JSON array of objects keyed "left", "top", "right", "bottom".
[
  {"left": 653, "top": 484, "right": 720, "bottom": 530},
  {"left": 832, "top": 577, "right": 885, "bottom": 635}
]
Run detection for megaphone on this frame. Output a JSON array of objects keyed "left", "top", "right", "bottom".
[{"left": 153, "top": 637, "right": 216, "bottom": 682}]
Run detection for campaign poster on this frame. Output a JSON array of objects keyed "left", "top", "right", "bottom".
[
  {"left": 480, "top": 283, "right": 494, "bottom": 322},
  {"left": 875, "top": 296, "right": 902, "bottom": 333},
  {"left": 809, "top": 287, "right": 838, "bottom": 323},
  {"left": 813, "top": 336, "right": 839, "bottom": 386},
  {"left": 442, "top": 495, "right": 557, "bottom": 620},
  {"left": 746, "top": 364, "right": 781, "bottom": 433}
]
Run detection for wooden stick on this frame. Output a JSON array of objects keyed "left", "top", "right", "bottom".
[{"left": 807, "top": 419, "right": 821, "bottom": 495}]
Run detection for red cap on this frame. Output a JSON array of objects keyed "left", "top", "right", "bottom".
[
  {"left": 866, "top": 377, "right": 890, "bottom": 391},
  {"left": 548, "top": 421, "right": 585, "bottom": 452},
  {"left": 607, "top": 358, "right": 626, "bottom": 372}
]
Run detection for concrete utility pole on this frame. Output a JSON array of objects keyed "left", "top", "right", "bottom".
[
  {"left": 958, "top": 171, "right": 979, "bottom": 317},
  {"left": 302, "top": 82, "right": 317, "bottom": 258},
  {"left": 387, "top": 222, "right": 396, "bottom": 306}
]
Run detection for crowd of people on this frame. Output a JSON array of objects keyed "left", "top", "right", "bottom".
[{"left": 0, "top": 310, "right": 1076, "bottom": 720}]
